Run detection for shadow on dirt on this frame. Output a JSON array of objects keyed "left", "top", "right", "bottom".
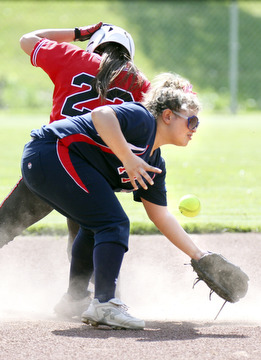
[{"left": 52, "top": 320, "right": 247, "bottom": 342}]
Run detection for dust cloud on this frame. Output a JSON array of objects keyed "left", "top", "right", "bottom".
[
  {"left": 0, "top": 236, "right": 68, "bottom": 320},
  {"left": 0, "top": 233, "right": 260, "bottom": 325},
  {"left": 120, "top": 233, "right": 261, "bottom": 324}
]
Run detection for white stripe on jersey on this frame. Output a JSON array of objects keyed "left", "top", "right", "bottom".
[
  {"left": 31, "top": 39, "right": 49, "bottom": 67},
  {"left": 127, "top": 143, "right": 148, "bottom": 155}
]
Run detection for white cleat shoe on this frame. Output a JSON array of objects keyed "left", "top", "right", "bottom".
[
  {"left": 54, "top": 292, "right": 92, "bottom": 319},
  {"left": 81, "top": 298, "right": 145, "bottom": 330}
]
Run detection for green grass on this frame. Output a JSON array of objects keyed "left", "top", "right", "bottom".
[
  {"left": 1, "top": 111, "right": 260, "bottom": 234},
  {"left": 1, "top": 1, "right": 261, "bottom": 112},
  {"left": 1, "top": 1, "right": 261, "bottom": 234}
]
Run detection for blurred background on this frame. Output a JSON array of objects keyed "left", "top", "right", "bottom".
[
  {"left": 0, "top": 0, "right": 260, "bottom": 233},
  {"left": 1, "top": 0, "right": 261, "bottom": 114}
]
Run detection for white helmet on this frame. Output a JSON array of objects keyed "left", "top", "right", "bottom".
[{"left": 86, "top": 23, "right": 135, "bottom": 60}]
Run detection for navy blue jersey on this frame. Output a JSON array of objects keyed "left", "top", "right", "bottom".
[{"left": 30, "top": 102, "right": 167, "bottom": 206}]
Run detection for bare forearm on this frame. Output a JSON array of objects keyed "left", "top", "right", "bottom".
[
  {"left": 20, "top": 22, "right": 103, "bottom": 56},
  {"left": 91, "top": 106, "right": 162, "bottom": 190},
  {"left": 29, "top": 29, "right": 75, "bottom": 42},
  {"left": 20, "top": 29, "right": 75, "bottom": 55},
  {"left": 142, "top": 199, "right": 205, "bottom": 259},
  {"left": 156, "top": 213, "right": 203, "bottom": 259}
]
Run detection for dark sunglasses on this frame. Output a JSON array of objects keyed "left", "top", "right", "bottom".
[{"left": 172, "top": 110, "right": 200, "bottom": 130}]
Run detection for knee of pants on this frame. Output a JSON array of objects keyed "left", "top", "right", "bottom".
[{"left": 94, "top": 216, "right": 130, "bottom": 251}]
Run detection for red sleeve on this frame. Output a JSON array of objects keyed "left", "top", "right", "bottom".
[
  {"left": 30, "top": 39, "right": 151, "bottom": 123},
  {"left": 30, "top": 39, "right": 87, "bottom": 83},
  {"left": 30, "top": 39, "right": 100, "bottom": 123}
]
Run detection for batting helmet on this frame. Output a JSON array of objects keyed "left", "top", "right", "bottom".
[{"left": 86, "top": 23, "right": 135, "bottom": 60}]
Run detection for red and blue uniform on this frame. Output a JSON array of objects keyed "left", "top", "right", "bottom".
[
  {"left": 0, "top": 39, "right": 150, "bottom": 248},
  {"left": 31, "top": 39, "right": 150, "bottom": 122},
  {"left": 22, "top": 102, "right": 167, "bottom": 250}
]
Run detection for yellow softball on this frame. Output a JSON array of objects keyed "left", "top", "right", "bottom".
[{"left": 178, "top": 194, "right": 201, "bottom": 217}]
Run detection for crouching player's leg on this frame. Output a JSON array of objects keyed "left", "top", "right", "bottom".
[{"left": 54, "top": 227, "right": 95, "bottom": 318}]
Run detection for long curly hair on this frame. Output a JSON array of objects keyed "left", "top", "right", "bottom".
[{"left": 142, "top": 72, "right": 201, "bottom": 118}]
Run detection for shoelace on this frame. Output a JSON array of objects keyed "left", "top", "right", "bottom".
[{"left": 116, "top": 302, "right": 132, "bottom": 316}]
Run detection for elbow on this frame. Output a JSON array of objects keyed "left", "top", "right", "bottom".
[
  {"left": 19, "top": 33, "right": 38, "bottom": 55},
  {"left": 19, "top": 35, "right": 30, "bottom": 54},
  {"left": 91, "top": 106, "right": 115, "bottom": 123},
  {"left": 91, "top": 107, "right": 101, "bottom": 118},
  {"left": 147, "top": 211, "right": 156, "bottom": 223},
  {"left": 147, "top": 206, "right": 171, "bottom": 228},
  {"left": 90, "top": 107, "right": 102, "bottom": 125},
  {"left": 19, "top": 35, "right": 25, "bottom": 49},
  {"left": 146, "top": 208, "right": 165, "bottom": 225}
]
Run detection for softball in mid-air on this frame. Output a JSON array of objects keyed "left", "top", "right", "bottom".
[{"left": 178, "top": 194, "right": 201, "bottom": 217}]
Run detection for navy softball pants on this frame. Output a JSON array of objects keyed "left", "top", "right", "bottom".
[{"left": 21, "top": 137, "right": 130, "bottom": 251}]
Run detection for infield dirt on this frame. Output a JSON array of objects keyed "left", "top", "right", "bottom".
[{"left": 0, "top": 233, "right": 260, "bottom": 360}]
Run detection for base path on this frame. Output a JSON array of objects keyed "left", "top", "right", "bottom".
[{"left": 0, "top": 233, "right": 260, "bottom": 360}]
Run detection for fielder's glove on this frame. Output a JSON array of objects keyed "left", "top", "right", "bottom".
[
  {"left": 74, "top": 21, "right": 103, "bottom": 41},
  {"left": 191, "top": 252, "right": 249, "bottom": 303}
]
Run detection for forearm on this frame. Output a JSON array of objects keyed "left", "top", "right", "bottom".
[
  {"left": 20, "top": 22, "right": 102, "bottom": 56},
  {"left": 91, "top": 106, "right": 161, "bottom": 190},
  {"left": 142, "top": 199, "right": 205, "bottom": 259},
  {"left": 156, "top": 213, "right": 203, "bottom": 259},
  {"left": 20, "top": 28, "right": 75, "bottom": 55},
  {"left": 29, "top": 29, "right": 75, "bottom": 42}
]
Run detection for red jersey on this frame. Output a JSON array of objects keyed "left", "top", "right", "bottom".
[{"left": 31, "top": 39, "right": 151, "bottom": 123}]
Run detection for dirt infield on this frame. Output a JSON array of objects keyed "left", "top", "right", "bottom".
[{"left": 0, "top": 233, "right": 260, "bottom": 359}]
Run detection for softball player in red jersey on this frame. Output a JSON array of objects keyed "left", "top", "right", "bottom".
[
  {"left": 21, "top": 73, "right": 206, "bottom": 329},
  {"left": 0, "top": 23, "right": 150, "bottom": 258}
]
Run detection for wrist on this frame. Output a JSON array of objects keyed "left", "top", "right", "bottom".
[
  {"left": 120, "top": 150, "right": 136, "bottom": 165},
  {"left": 74, "top": 22, "right": 103, "bottom": 42},
  {"left": 74, "top": 27, "right": 81, "bottom": 41},
  {"left": 192, "top": 250, "right": 208, "bottom": 261}
]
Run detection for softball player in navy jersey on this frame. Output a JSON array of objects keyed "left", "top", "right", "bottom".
[{"left": 21, "top": 73, "right": 207, "bottom": 329}]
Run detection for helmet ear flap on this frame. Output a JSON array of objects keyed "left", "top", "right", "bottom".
[{"left": 86, "top": 24, "right": 135, "bottom": 60}]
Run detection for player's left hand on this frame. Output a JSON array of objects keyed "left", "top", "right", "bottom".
[
  {"left": 191, "top": 252, "right": 249, "bottom": 303},
  {"left": 74, "top": 22, "right": 103, "bottom": 41}
]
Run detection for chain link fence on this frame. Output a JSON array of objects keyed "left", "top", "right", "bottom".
[
  {"left": 1, "top": 1, "right": 261, "bottom": 113},
  {"left": 118, "top": 1, "right": 261, "bottom": 113}
]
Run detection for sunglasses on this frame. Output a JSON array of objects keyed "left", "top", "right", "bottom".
[{"left": 172, "top": 110, "right": 200, "bottom": 130}]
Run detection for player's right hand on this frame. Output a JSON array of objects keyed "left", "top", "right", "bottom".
[{"left": 74, "top": 22, "right": 103, "bottom": 41}]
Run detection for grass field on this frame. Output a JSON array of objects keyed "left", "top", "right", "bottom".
[
  {"left": 0, "top": 1, "right": 260, "bottom": 234},
  {"left": 1, "top": 1, "right": 261, "bottom": 112},
  {"left": 0, "top": 111, "right": 260, "bottom": 234}
]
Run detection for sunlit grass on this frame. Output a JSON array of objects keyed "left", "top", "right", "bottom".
[{"left": 1, "top": 111, "right": 260, "bottom": 234}]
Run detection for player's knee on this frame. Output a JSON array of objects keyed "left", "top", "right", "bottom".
[{"left": 95, "top": 216, "right": 130, "bottom": 250}]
